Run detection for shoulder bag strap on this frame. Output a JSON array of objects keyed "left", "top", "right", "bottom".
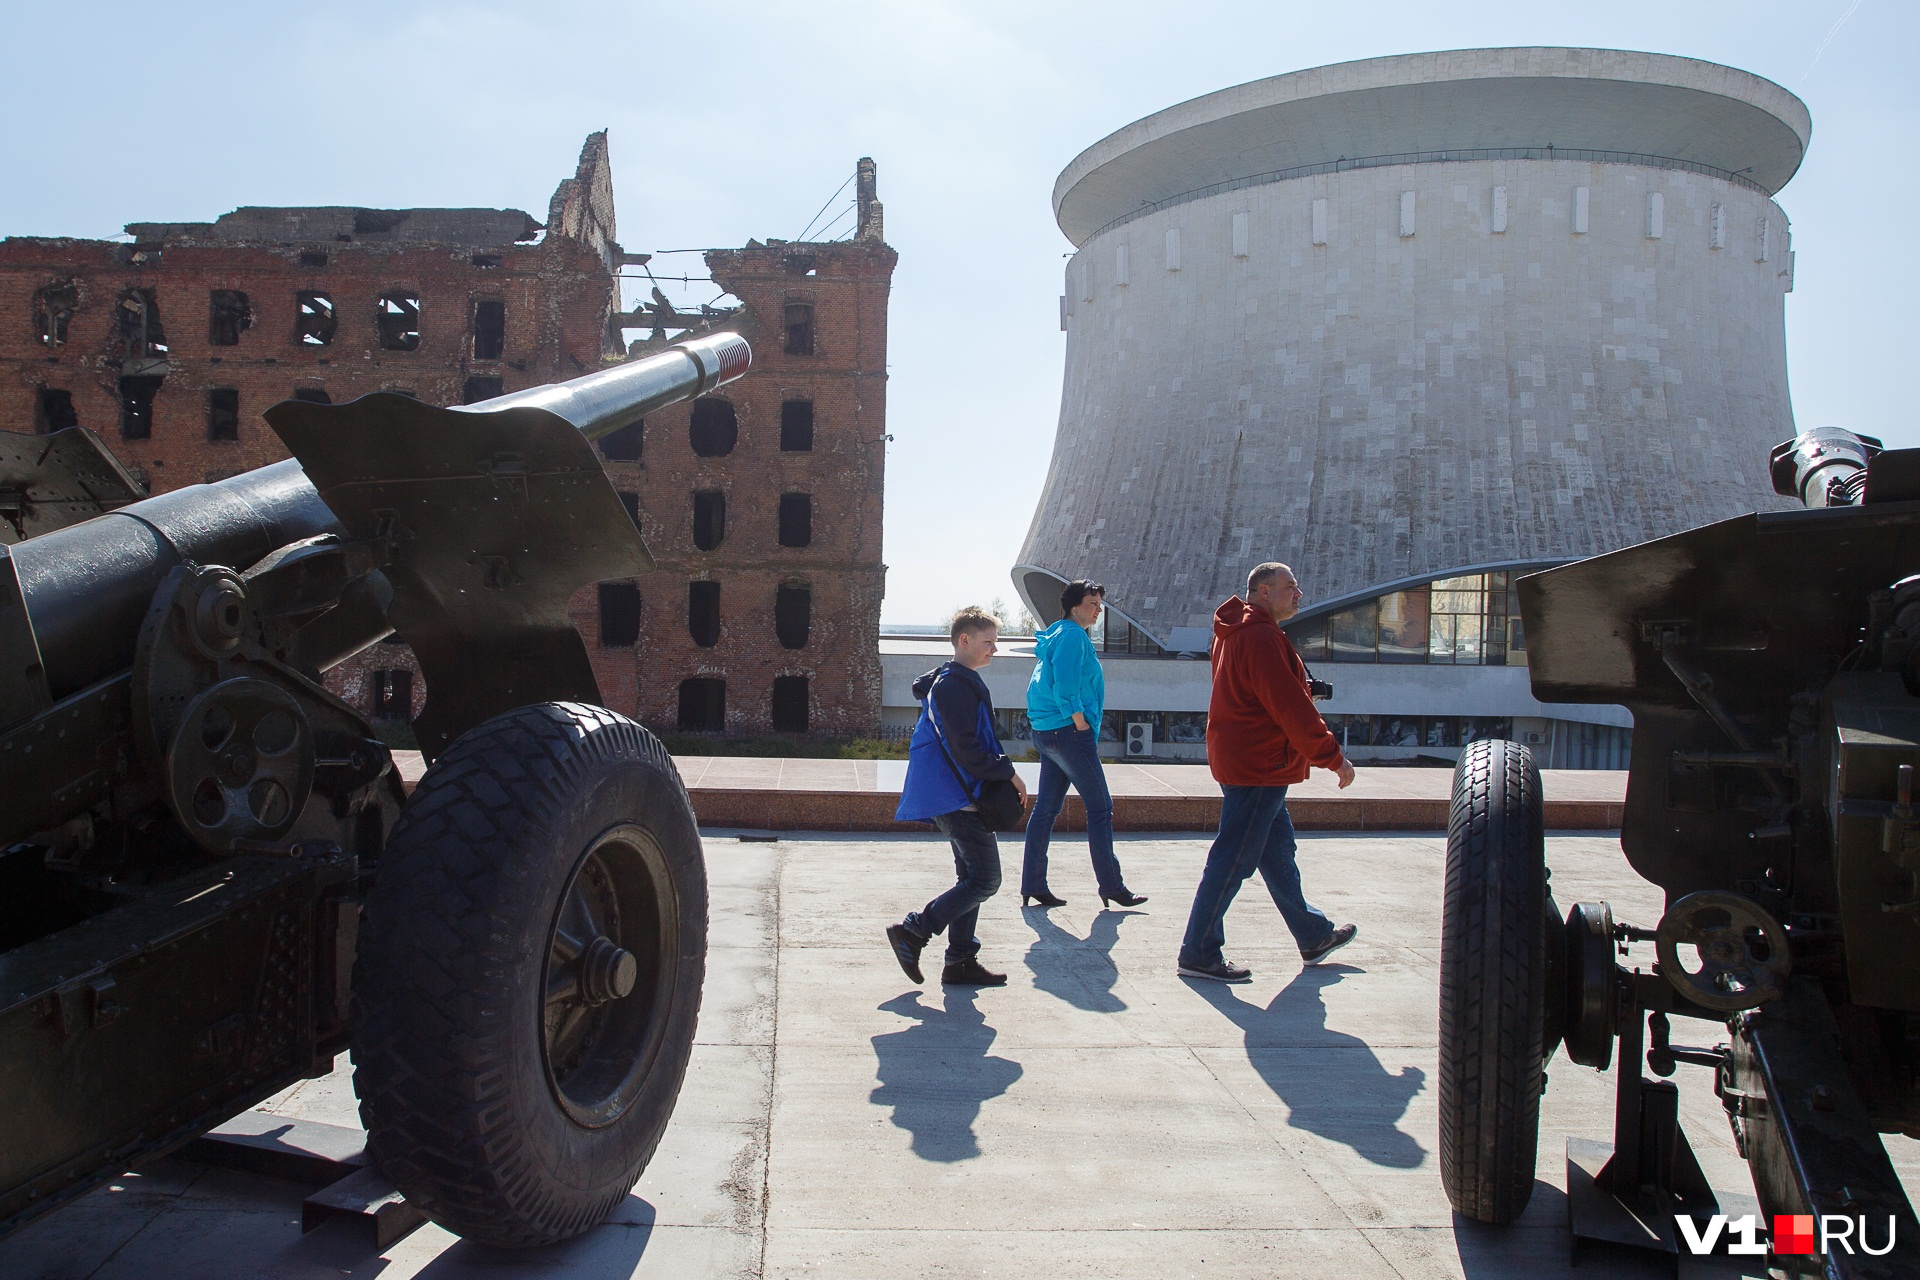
[{"left": 922, "top": 674, "right": 982, "bottom": 801}]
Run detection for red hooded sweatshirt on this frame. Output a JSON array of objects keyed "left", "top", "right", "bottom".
[{"left": 1206, "top": 596, "right": 1347, "bottom": 787}]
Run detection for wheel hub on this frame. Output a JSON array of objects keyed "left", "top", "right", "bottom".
[
  {"left": 582, "top": 936, "right": 639, "bottom": 1004},
  {"left": 540, "top": 825, "right": 678, "bottom": 1128}
]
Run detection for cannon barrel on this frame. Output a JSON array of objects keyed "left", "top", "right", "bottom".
[
  {"left": 8, "top": 332, "right": 750, "bottom": 702},
  {"left": 465, "top": 330, "right": 750, "bottom": 440}
]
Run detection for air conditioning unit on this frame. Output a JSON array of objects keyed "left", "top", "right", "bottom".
[{"left": 1125, "top": 722, "right": 1154, "bottom": 757}]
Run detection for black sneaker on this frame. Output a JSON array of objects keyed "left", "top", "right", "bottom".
[
  {"left": 1301, "top": 923, "right": 1358, "bottom": 965},
  {"left": 886, "top": 923, "right": 927, "bottom": 983},
  {"left": 941, "top": 958, "right": 1008, "bottom": 987},
  {"left": 1178, "top": 957, "right": 1253, "bottom": 983}
]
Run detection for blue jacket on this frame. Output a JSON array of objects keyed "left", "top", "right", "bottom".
[
  {"left": 1025, "top": 619, "right": 1104, "bottom": 732},
  {"left": 895, "top": 662, "right": 1014, "bottom": 822}
]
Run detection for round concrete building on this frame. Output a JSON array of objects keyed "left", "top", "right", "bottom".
[{"left": 1012, "top": 48, "right": 1810, "bottom": 766}]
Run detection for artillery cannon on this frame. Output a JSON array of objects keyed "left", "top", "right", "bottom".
[
  {"left": 1439, "top": 427, "right": 1920, "bottom": 1275},
  {"left": 0, "top": 333, "right": 750, "bottom": 1247}
]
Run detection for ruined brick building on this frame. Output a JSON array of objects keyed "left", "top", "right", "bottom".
[{"left": 0, "top": 134, "right": 896, "bottom": 738}]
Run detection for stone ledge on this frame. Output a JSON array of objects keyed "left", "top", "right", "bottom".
[{"left": 392, "top": 752, "right": 1624, "bottom": 833}]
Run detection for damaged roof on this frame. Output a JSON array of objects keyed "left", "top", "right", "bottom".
[{"left": 124, "top": 206, "right": 545, "bottom": 248}]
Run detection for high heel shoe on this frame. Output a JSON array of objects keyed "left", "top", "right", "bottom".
[
  {"left": 1100, "top": 889, "right": 1148, "bottom": 908},
  {"left": 1023, "top": 891, "right": 1067, "bottom": 908}
]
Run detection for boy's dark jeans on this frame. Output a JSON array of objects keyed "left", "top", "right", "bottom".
[{"left": 905, "top": 809, "right": 1003, "bottom": 962}]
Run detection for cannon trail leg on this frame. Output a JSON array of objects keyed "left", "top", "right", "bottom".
[{"left": 1725, "top": 978, "right": 1919, "bottom": 1280}]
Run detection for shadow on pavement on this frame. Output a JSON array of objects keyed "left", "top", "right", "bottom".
[
  {"left": 1020, "top": 905, "right": 1142, "bottom": 1012},
  {"left": 870, "top": 988, "right": 1023, "bottom": 1162},
  {"left": 1190, "top": 963, "right": 1428, "bottom": 1168},
  {"left": 414, "top": 1198, "right": 656, "bottom": 1278}
]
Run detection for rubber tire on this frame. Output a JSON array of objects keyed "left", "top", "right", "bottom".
[
  {"left": 350, "top": 702, "right": 706, "bottom": 1248},
  {"left": 1439, "top": 738, "right": 1549, "bottom": 1226}
]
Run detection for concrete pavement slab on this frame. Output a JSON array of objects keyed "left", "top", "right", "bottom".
[
  {"left": 773, "top": 1035, "right": 1352, "bottom": 1231},
  {"left": 4, "top": 830, "right": 1912, "bottom": 1280}
]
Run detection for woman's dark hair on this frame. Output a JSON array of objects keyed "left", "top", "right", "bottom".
[{"left": 1060, "top": 579, "right": 1105, "bottom": 614}]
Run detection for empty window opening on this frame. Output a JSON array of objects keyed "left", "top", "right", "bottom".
[
  {"left": 292, "top": 387, "right": 332, "bottom": 404},
  {"left": 689, "top": 398, "right": 737, "bottom": 457},
  {"left": 783, "top": 302, "right": 815, "bottom": 356},
  {"left": 598, "top": 582, "right": 641, "bottom": 648},
  {"left": 35, "top": 388, "right": 78, "bottom": 434},
  {"left": 208, "top": 290, "right": 253, "bottom": 346},
  {"left": 692, "top": 491, "right": 726, "bottom": 551},
  {"left": 372, "top": 669, "right": 413, "bottom": 720},
  {"left": 115, "top": 289, "right": 168, "bottom": 361},
  {"left": 780, "top": 399, "right": 814, "bottom": 451},
  {"left": 118, "top": 375, "right": 163, "bottom": 440},
  {"left": 617, "top": 490, "right": 641, "bottom": 531},
  {"left": 207, "top": 388, "right": 240, "bottom": 442},
  {"left": 688, "top": 580, "right": 721, "bottom": 648},
  {"left": 677, "top": 678, "right": 725, "bottom": 733},
  {"left": 297, "top": 292, "right": 336, "bottom": 346},
  {"left": 471, "top": 253, "right": 502, "bottom": 269},
  {"left": 771, "top": 676, "right": 809, "bottom": 733},
  {"left": 471, "top": 299, "right": 506, "bottom": 360},
  {"left": 600, "top": 418, "right": 643, "bottom": 462},
  {"left": 776, "top": 584, "right": 812, "bottom": 650},
  {"left": 298, "top": 250, "right": 330, "bottom": 269},
  {"left": 34, "top": 281, "right": 78, "bottom": 347},
  {"left": 779, "top": 493, "right": 813, "bottom": 547},
  {"left": 784, "top": 253, "right": 817, "bottom": 276},
  {"left": 462, "top": 376, "right": 503, "bottom": 404},
  {"left": 376, "top": 292, "right": 422, "bottom": 351}
]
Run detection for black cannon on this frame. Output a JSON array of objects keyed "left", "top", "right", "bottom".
[
  {"left": 0, "top": 333, "right": 749, "bottom": 1247},
  {"left": 1438, "top": 427, "right": 1920, "bottom": 1276}
]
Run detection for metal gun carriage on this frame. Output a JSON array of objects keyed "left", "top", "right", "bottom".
[
  {"left": 1438, "top": 427, "right": 1920, "bottom": 1275},
  {"left": 0, "top": 333, "right": 749, "bottom": 1247}
]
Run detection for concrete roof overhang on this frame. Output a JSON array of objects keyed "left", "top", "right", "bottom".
[{"left": 1054, "top": 48, "right": 1810, "bottom": 245}]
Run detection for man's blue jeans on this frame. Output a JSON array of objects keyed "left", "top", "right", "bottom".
[
  {"left": 1021, "top": 725, "right": 1125, "bottom": 896},
  {"left": 906, "top": 809, "right": 1002, "bottom": 962},
  {"left": 1179, "top": 784, "right": 1334, "bottom": 967}
]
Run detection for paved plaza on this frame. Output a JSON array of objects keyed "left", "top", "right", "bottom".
[{"left": 4, "top": 829, "right": 1915, "bottom": 1278}]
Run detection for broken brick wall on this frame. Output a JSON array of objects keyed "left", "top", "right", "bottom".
[
  {"left": 575, "top": 238, "right": 897, "bottom": 737},
  {"left": 0, "top": 232, "right": 616, "bottom": 491},
  {"left": 0, "top": 143, "right": 896, "bottom": 742}
]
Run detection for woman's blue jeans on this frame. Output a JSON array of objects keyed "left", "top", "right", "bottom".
[
  {"left": 1021, "top": 725, "right": 1125, "bottom": 896},
  {"left": 1179, "top": 784, "right": 1333, "bottom": 967}
]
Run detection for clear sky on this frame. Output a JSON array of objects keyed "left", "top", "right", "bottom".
[{"left": 2, "top": 1, "right": 1911, "bottom": 626}]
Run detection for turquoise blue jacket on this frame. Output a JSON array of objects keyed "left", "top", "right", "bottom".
[{"left": 1026, "top": 619, "right": 1104, "bottom": 732}]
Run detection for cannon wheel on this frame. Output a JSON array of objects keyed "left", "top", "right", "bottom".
[
  {"left": 351, "top": 702, "right": 706, "bottom": 1248},
  {"left": 1439, "top": 739, "right": 1550, "bottom": 1225}
]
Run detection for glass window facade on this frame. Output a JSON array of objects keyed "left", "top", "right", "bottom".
[
  {"left": 1325, "top": 714, "right": 1513, "bottom": 750},
  {"left": 1287, "top": 572, "right": 1526, "bottom": 666}
]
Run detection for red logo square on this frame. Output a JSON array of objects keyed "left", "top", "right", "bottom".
[{"left": 1774, "top": 1214, "right": 1818, "bottom": 1256}]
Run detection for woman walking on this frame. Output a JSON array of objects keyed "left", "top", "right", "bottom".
[{"left": 1020, "top": 580, "right": 1145, "bottom": 909}]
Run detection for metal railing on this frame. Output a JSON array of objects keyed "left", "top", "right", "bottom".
[{"left": 1079, "top": 146, "right": 1768, "bottom": 243}]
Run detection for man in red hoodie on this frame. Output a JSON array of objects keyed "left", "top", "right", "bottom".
[{"left": 1178, "top": 562, "right": 1358, "bottom": 983}]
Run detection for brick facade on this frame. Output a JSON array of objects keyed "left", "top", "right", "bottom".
[
  {"left": 585, "top": 234, "right": 895, "bottom": 737},
  {"left": 0, "top": 135, "right": 893, "bottom": 740}
]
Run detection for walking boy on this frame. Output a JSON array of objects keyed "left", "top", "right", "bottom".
[
  {"left": 1178, "top": 562, "right": 1358, "bottom": 983},
  {"left": 886, "top": 607, "right": 1028, "bottom": 987}
]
